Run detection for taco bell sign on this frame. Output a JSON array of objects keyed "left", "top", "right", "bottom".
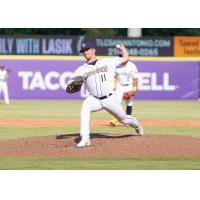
[{"left": 2, "top": 59, "right": 199, "bottom": 99}]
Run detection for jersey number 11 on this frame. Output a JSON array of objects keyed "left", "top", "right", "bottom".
[{"left": 101, "top": 74, "right": 106, "bottom": 82}]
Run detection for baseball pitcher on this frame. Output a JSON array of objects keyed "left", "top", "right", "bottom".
[{"left": 66, "top": 41, "right": 144, "bottom": 147}]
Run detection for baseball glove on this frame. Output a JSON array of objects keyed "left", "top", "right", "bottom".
[
  {"left": 66, "top": 76, "right": 84, "bottom": 94},
  {"left": 123, "top": 91, "right": 135, "bottom": 100}
]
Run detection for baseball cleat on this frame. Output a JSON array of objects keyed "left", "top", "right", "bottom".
[
  {"left": 135, "top": 125, "right": 144, "bottom": 135},
  {"left": 77, "top": 138, "right": 91, "bottom": 148},
  {"left": 110, "top": 119, "right": 118, "bottom": 126},
  {"left": 133, "top": 117, "right": 144, "bottom": 135}
]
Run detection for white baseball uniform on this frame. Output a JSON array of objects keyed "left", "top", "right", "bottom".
[
  {"left": 70, "top": 57, "right": 140, "bottom": 140},
  {"left": 0, "top": 69, "right": 9, "bottom": 105},
  {"left": 115, "top": 61, "right": 138, "bottom": 106}
]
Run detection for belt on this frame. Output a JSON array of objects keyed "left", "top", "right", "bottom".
[
  {"left": 121, "top": 84, "right": 129, "bottom": 86},
  {"left": 94, "top": 93, "right": 112, "bottom": 100}
]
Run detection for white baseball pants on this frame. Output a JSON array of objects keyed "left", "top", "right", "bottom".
[
  {"left": 115, "top": 83, "right": 134, "bottom": 106},
  {"left": 80, "top": 92, "right": 139, "bottom": 139},
  {"left": 0, "top": 81, "right": 9, "bottom": 104}
]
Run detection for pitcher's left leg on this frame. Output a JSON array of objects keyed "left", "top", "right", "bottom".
[
  {"left": 110, "top": 84, "right": 124, "bottom": 126},
  {"left": 102, "top": 94, "right": 144, "bottom": 135}
]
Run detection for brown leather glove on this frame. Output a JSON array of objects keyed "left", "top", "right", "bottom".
[
  {"left": 66, "top": 76, "right": 84, "bottom": 94},
  {"left": 123, "top": 91, "right": 135, "bottom": 100}
]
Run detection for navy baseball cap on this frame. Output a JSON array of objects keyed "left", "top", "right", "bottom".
[{"left": 80, "top": 41, "right": 95, "bottom": 53}]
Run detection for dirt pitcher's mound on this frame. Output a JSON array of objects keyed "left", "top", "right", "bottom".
[
  {"left": 1, "top": 134, "right": 200, "bottom": 158},
  {"left": 0, "top": 134, "right": 200, "bottom": 157}
]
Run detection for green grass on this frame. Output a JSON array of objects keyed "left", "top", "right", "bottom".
[
  {"left": 0, "top": 100, "right": 200, "bottom": 169},
  {"left": 134, "top": 100, "right": 200, "bottom": 119},
  {"left": 0, "top": 100, "right": 82, "bottom": 118},
  {"left": 0, "top": 157, "right": 200, "bottom": 170},
  {"left": 1, "top": 100, "right": 200, "bottom": 119}
]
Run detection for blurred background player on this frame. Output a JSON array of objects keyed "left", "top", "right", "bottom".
[
  {"left": 110, "top": 60, "right": 138, "bottom": 126},
  {"left": 0, "top": 65, "right": 10, "bottom": 105}
]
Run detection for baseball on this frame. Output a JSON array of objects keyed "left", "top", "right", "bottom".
[{"left": 116, "top": 44, "right": 121, "bottom": 48}]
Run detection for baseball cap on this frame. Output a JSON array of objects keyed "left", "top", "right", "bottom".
[{"left": 80, "top": 41, "right": 95, "bottom": 53}]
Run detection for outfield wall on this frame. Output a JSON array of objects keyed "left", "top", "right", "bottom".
[{"left": 1, "top": 56, "right": 199, "bottom": 100}]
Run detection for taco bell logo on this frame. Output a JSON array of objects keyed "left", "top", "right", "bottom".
[
  {"left": 138, "top": 72, "right": 176, "bottom": 91},
  {"left": 18, "top": 71, "right": 73, "bottom": 90}
]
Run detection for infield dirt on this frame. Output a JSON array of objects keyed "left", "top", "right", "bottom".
[
  {"left": 0, "top": 134, "right": 200, "bottom": 158},
  {"left": 0, "top": 119, "right": 200, "bottom": 128},
  {"left": 0, "top": 118, "right": 200, "bottom": 158}
]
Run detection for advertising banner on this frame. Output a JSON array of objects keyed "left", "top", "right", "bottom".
[
  {"left": 134, "top": 61, "right": 199, "bottom": 99},
  {"left": 0, "top": 35, "right": 173, "bottom": 57},
  {"left": 174, "top": 37, "right": 200, "bottom": 57},
  {"left": 1, "top": 59, "right": 199, "bottom": 100},
  {"left": 95, "top": 37, "right": 173, "bottom": 56}
]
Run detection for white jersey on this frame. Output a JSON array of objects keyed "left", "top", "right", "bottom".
[
  {"left": 0, "top": 69, "right": 9, "bottom": 104},
  {"left": 0, "top": 69, "right": 8, "bottom": 81},
  {"left": 72, "top": 57, "right": 121, "bottom": 97},
  {"left": 115, "top": 61, "right": 138, "bottom": 85}
]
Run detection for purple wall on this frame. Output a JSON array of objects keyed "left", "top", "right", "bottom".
[
  {"left": 134, "top": 61, "right": 199, "bottom": 99},
  {"left": 2, "top": 59, "right": 199, "bottom": 99}
]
